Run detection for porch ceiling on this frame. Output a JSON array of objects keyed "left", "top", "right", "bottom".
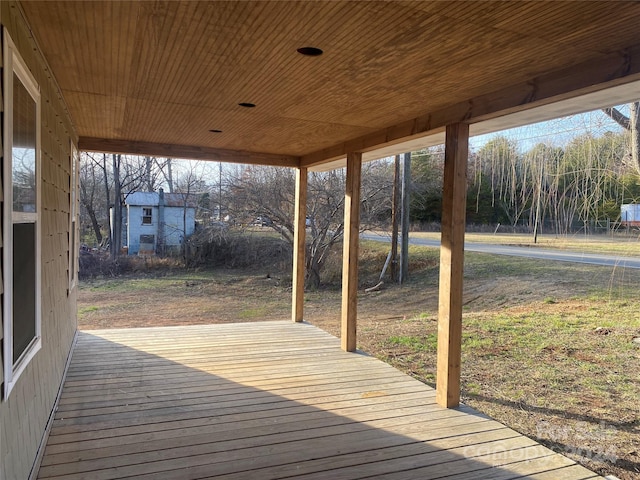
[{"left": 19, "top": 1, "right": 640, "bottom": 167}]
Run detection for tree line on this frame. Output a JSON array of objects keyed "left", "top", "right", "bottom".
[
  {"left": 79, "top": 108, "right": 639, "bottom": 283},
  {"left": 412, "top": 129, "right": 639, "bottom": 236}
]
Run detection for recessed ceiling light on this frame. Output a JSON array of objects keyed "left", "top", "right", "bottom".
[
  {"left": 297, "top": 47, "right": 323, "bottom": 56},
  {"left": 209, "top": 129, "right": 223, "bottom": 133},
  {"left": 238, "top": 102, "right": 256, "bottom": 108}
]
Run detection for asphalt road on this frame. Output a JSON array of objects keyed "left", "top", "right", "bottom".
[{"left": 361, "top": 232, "right": 640, "bottom": 270}]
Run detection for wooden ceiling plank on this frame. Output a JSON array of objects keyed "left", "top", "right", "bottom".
[
  {"left": 301, "top": 43, "right": 640, "bottom": 167},
  {"left": 158, "top": 4, "right": 197, "bottom": 99},
  {"left": 127, "top": 3, "right": 160, "bottom": 101},
  {"left": 220, "top": 3, "right": 298, "bottom": 129},
  {"left": 265, "top": 1, "right": 430, "bottom": 126},
  {"left": 135, "top": 3, "right": 178, "bottom": 110},
  {"left": 495, "top": 3, "right": 626, "bottom": 41},
  {"left": 109, "top": 2, "right": 138, "bottom": 137},
  {"left": 161, "top": 3, "right": 227, "bottom": 110},
  {"left": 83, "top": 5, "right": 103, "bottom": 123},
  {"left": 255, "top": 3, "right": 341, "bottom": 116},
  {"left": 208, "top": 2, "right": 260, "bottom": 107},
  {"left": 199, "top": 2, "right": 260, "bottom": 110},
  {"left": 122, "top": 3, "right": 179, "bottom": 140},
  {"left": 146, "top": 13, "right": 193, "bottom": 140},
  {"left": 137, "top": 2, "right": 277, "bottom": 142},
  {"left": 285, "top": 27, "right": 572, "bottom": 132},
  {"left": 240, "top": 1, "right": 380, "bottom": 130},
  {"left": 78, "top": 137, "right": 300, "bottom": 168},
  {"left": 96, "top": 4, "right": 108, "bottom": 103},
  {"left": 114, "top": 2, "right": 138, "bottom": 99},
  {"left": 281, "top": 9, "right": 558, "bottom": 128},
  {"left": 180, "top": 5, "right": 234, "bottom": 110}
]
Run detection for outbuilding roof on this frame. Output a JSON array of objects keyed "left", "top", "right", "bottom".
[{"left": 125, "top": 192, "right": 197, "bottom": 208}]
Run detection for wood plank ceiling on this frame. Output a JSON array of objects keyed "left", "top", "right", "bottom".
[{"left": 19, "top": 1, "right": 640, "bottom": 168}]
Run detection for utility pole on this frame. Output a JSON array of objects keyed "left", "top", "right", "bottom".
[
  {"left": 399, "top": 152, "right": 411, "bottom": 283},
  {"left": 390, "top": 155, "right": 400, "bottom": 282},
  {"left": 218, "top": 162, "right": 223, "bottom": 220}
]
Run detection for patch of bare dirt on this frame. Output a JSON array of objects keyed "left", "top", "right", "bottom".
[{"left": 78, "top": 274, "right": 291, "bottom": 329}]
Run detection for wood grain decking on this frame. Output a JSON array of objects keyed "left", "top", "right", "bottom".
[{"left": 38, "top": 322, "right": 601, "bottom": 479}]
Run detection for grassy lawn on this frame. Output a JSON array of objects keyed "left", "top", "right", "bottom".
[
  {"left": 409, "top": 230, "right": 640, "bottom": 257},
  {"left": 78, "top": 240, "right": 640, "bottom": 479},
  {"left": 364, "top": 296, "right": 638, "bottom": 480}
]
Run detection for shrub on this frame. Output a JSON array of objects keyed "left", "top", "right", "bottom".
[
  {"left": 185, "top": 227, "right": 292, "bottom": 271},
  {"left": 79, "top": 253, "right": 183, "bottom": 279}
]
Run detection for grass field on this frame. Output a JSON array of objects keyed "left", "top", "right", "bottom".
[
  {"left": 409, "top": 230, "right": 640, "bottom": 257},
  {"left": 78, "top": 237, "right": 640, "bottom": 479}
]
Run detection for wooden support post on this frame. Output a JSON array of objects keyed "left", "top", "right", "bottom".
[
  {"left": 341, "top": 152, "right": 362, "bottom": 352},
  {"left": 292, "top": 167, "right": 308, "bottom": 323},
  {"left": 436, "top": 123, "right": 469, "bottom": 408}
]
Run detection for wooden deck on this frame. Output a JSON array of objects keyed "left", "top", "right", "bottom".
[{"left": 38, "top": 322, "right": 601, "bottom": 480}]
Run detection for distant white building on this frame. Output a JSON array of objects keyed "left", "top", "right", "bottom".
[
  {"left": 122, "top": 190, "right": 197, "bottom": 255},
  {"left": 621, "top": 204, "right": 640, "bottom": 227}
]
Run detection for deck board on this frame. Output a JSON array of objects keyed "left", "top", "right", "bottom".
[{"left": 38, "top": 321, "right": 601, "bottom": 479}]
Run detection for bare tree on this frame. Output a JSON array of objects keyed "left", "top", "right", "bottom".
[
  {"left": 227, "top": 161, "right": 392, "bottom": 288},
  {"left": 305, "top": 169, "right": 347, "bottom": 287},
  {"left": 144, "top": 156, "right": 174, "bottom": 192},
  {"left": 472, "top": 136, "right": 530, "bottom": 230},
  {"left": 102, "top": 153, "right": 112, "bottom": 247},
  {"left": 173, "top": 162, "right": 209, "bottom": 259},
  {"left": 524, "top": 143, "right": 561, "bottom": 241},
  {"left": 110, "top": 154, "right": 123, "bottom": 258},
  {"left": 602, "top": 102, "right": 640, "bottom": 174},
  {"left": 79, "top": 153, "right": 106, "bottom": 244}
]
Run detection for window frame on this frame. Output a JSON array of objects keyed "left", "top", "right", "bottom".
[
  {"left": 3, "top": 29, "right": 42, "bottom": 399},
  {"left": 142, "top": 207, "right": 153, "bottom": 225},
  {"left": 68, "top": 143, "right": 79, "bottom": 291}
]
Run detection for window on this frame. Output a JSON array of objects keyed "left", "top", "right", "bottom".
[
  {"left": 142, "top": 207, "right": 152, "bottom": 225},
  {"left": 139, "top": 234, "right": 155, "bottom": 245},
  {"left": 3, "top": 30, "right": 42, "bottom": 398},
  {"left": 69, "top": 143, "right": 79, "bottom": 291},
  {"left": 139, "top": 235, "right": 155, "bottom": 254}
]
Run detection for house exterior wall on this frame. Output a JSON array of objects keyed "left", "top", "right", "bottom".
[
  {"left": 163, "top": 206, "right": 196, "bottom": 251},
  {"left": 0, "top": 3, "right": 78, "bottom": 479},
  {"left": 127, "top": 205, "right": 158, "bottom": 255},
  {"left": 126, "top": 205, "right": 195, "bottom": 255}
]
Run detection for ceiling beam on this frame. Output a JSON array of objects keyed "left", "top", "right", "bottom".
[
  {"left": 301, "top": 44, "right": 640, "bottom": 168},
  {"left": 78, "top": 137, "right": 300, "bottom": 168}
]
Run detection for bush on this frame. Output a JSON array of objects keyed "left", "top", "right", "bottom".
[
  {"left": 79, "top": 253, "right": 183, "bottom": 279},
  {"left": 185, "top": 227, "right": 292, "bottom": 271},
  {"left": 79, "top": 229, "right": 292, "bottom": 280}
]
